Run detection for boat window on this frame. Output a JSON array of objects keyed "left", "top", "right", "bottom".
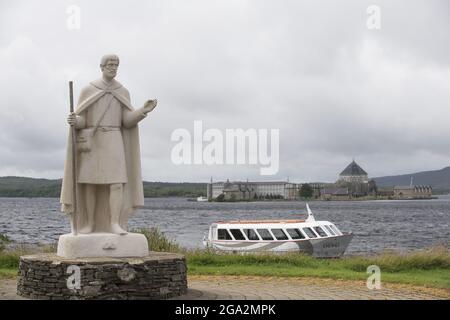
[
  {"left": 230, "top": 229, "right": 246, "bottom": 240},
  {"left": 330, "top": 225, "right": 342, "bottom": 235},
  {"left": 271, "top": 229, "right": 289, "bottom": 240},
  {"left": 324, "top": 225, "right": 336, "bottom": 236},
  {"left": 244, "top": 229, "right": 260, "bottom": 240},
  {"left": 257, "top": 229, "right": 274, "bottom": 240},
  {"left": 286, "top": 228, "right": 305, "bottom": 240},
  {"left": 302, "top": 227, "right": 317, "bottom": 238},
  {"left": 217, "top": 229, "right": 233, "bottom": 240},
  {"left": 313, "top": 226, "right": 328, "bottom": 237}
]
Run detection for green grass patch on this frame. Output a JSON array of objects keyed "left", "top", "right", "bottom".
[
  {"left": 185, "top": 246, "right": 450, "bottom": 289},
  {"left": 186, "top": 246, "right": 450, "bottom": 272},
  {"left": 187, "top": 265, "right": 450, "bottom": 290},
  {"left": 0, "top": 233, "right": 11, "bottom": 251},
  {"left": 0, "top": 233, "right": 11, "bottom": 243},
  {"left": 0, "top": 243, "right": 57, "bottom": 279},
  {"left": 0, "top": 251, "right": 20, "bottom": 280},
  {"left": 134, "top": 227, "right": 183, "bottom": 253},
  {"left": 0, "top": 268, "right": 17, "bottom": 279},
  {"left": 0, "top": 252, "right": 20, "bottom": 269}
]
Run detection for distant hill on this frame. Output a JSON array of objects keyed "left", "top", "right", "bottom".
[
  {"left": 142, "top": 181, "right": 206, "bottom": 198},
  {"left": 3, "top": 166, "right": 449, "bottom": 197},
  {"left": 0, "top": 177, "right": 62, "bottom": 197},
  {"left": 0, "top": 176, "right": 206, "bottom": 198},
  {"left": 373, "top": 166, "right": 450, "bottom": 193}
]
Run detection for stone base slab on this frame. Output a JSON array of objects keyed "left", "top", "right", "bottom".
[
  {"left": 57, "top": 232, "right": 149, "bottom": 258},
  {"left": 17, "top": 252, "right": 187, "bottom": 300}
]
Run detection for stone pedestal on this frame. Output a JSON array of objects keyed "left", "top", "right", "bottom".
[
  {"left": 17, "top": 252, "right": 187, "bottom": 300},
  {"left": 57, "top": 233, "right": 149, "bottom": 258}
]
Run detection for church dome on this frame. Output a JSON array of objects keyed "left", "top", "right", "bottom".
[{"left": 339, "top": 160, "right": 368, "bottom": 176}]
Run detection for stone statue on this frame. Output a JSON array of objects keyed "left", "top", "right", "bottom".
[
  {"left": 58, "top": 54, "right": 157, "bottom": 258},
  {"left": 18, "top": 55, "right": 187, "bottom": 300}
]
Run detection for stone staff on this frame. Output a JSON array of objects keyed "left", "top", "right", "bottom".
[{"left": 68, "top": 81, "right": 78, "bottom": 235}]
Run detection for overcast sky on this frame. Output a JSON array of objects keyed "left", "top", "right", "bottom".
[{"left": 1, "top": 0, "right": 449, "bottom": 183}]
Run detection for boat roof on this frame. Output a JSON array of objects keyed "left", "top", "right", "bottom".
[{"left": 216, "top": 219, "right": 306, "bottom": 224}]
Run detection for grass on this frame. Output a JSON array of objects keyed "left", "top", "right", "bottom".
[
  {"left": 184, "top": 246, "right": 450, "bottom": 289},
  {"left": 134, "top": 229, "right": 450, "bottom": 290},
  {"left": 1, "top": 229, "right": 449, "bottom": 290},
  {"left": 0, "top": 268, "right": 17, "bottom": 279},
  {"left": 133, "top": 227, "right": 183, "bottom": 253},
  {"left": 0, "top": 241, "right": 56, "bottom": 280},
  {"left": 0, "top": 233, "right": 10, "bottom": 243},
  {"left": 0, "top": 250, "right": 20, "bottom": 279},
  {"left": 187, "top": 265, "right": 450, "bottom": 288},
  {"left": 0, "top": 233, "right": 11, "bottom": 251}
]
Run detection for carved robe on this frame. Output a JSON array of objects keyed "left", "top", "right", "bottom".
[{"left": 60, "top": 78, "right": 146, "bottom": 231}]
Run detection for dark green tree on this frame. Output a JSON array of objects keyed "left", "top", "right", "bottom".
[{"left": 299, "top": 183, "right": 314, "bottom": 199}]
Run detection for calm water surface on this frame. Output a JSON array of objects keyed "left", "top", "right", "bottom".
[{"left": 0, "top": 196, "right": 449, "bottom": 254}]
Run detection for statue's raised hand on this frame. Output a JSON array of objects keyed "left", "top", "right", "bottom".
[{"left": 142, "top": 99, "right": 157, "bottom": 114}]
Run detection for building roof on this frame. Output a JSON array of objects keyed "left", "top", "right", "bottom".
[
  {"left": 394, "top": 185, "right": 432, "bottom": 190},
  {"left": 339, "top": 160, "right": 368, "bottom": 176},
  {"left": 394, "top": 185, "right": 414, "bottom": 190}
]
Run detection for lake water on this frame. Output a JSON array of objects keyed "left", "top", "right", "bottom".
[{"left": 0, "top": 196, "right": 449, "bottom": 255}]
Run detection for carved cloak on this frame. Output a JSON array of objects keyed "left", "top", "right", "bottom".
[{"left": 60, "top": 79, "right": 145, "bottom": 231}]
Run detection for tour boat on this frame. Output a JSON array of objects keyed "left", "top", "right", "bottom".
[
  {"left": 203, "top": 204, "right": 353, "bottom": 258},
  {"left": 197, "top": 196, "right": 209, "bottom": 202}
]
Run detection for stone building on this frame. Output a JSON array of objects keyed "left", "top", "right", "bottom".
[
  {"left": 393, "top": 185, "right": 432, "bottom": 199},
  {"left": 377, "top": 188, "right": 395, "bottom": 198},
  {"left": 320, "top": 187, "right": 350, "bottom": 200},
  {"left": 223, "top": 180, "right": 254, "bottom": 200},
  {"left": 338, "top": 160, "right": 369, "bottom": 183},
  {"left": 207, "top": 161, "right": 378, "bottom": 201},
  {"left": 309, "top": 183, "right": 333, "bottom": 198},
  {"left": 207, "top": 180, "right": 299, "bottom": 200},
  {"left": 337, "top": 160, "right": 377, "bottom": 197}
]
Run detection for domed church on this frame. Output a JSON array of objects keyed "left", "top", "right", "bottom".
[
  {"left": 335, "top": 160, "right": 376, "bottom": 197},
  {"left": 338, "top": 160, "right": 369, "bottom": 183}
]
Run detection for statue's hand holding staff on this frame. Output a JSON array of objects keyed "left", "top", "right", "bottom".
[{"left": 67, "top": 112, "right": 77, "bottom": 126}]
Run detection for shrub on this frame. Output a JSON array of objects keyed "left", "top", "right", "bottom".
[
  {"left": 0, "top": 252, "right": 20, "bottom": 269},
  {"left": 0, "top": 233, "right": 11, "bottom": 251},
  {"left": 133, "top": 227, "right": 182, "bottom": 253}
]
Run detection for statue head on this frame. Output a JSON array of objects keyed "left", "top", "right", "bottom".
[{"left": 100, "top": 54, "right": 120, "bottom": 80}]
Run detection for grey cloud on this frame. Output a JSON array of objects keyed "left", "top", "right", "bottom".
[{"left": 1, "top": 0, "right": 449, "bottom": 182}]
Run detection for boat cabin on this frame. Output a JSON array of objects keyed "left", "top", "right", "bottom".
[{"left": 209, "top": 220, "right": 343, "bottom": 242}]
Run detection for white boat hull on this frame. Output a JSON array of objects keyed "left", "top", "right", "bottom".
[
  {"left": 203, "top": 204, "right": 353, "bottom": 258},
  {"left": 205, "top": 233, "right": 353, "bottom": 258}
]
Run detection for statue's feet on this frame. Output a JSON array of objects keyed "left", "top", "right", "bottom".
[
  {"left": 79, "top": 225, "right": 94, "bottom": 234},
  {"left": 111, "top": 223, "right": 128, "bottom": 235}
]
